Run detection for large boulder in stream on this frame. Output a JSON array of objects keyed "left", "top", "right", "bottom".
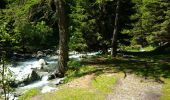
[
  {"left": 10, "top": 68, "right": 41, "bottom": 87},
  {"left": 9, "top": 58, "right": 49, "bottom": 87},
  {"left": 38, "top": 59, "right": 47, "bottom": 66},
  {"left": 9, "top": 59, "right": 49, "bottom": 87},
  {"left": 24, "top": 70, "right": 41, "bottom": 84},
  {"left": 33, "top": 59, "right": 48, "bottom": 70}
]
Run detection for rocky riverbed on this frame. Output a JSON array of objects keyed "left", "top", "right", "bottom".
[{"left": 1, "top": 51, "right": 99, "bottom": 100}]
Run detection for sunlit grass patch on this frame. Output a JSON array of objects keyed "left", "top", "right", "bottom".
[
  {"left": 40, "top": 74, "right": 117, "bottom": 100},
  {"left": 161, "top": 78, "right": 170, "bottom": 100},
  {"left": 42, "top": 88, "right": 104, "bottom": 100},
  {"left": 19, "top": 88, "right": 40, "bottom": 100},
  {"left": 92, "top": 74, "right": 117, "bottom": 94}
]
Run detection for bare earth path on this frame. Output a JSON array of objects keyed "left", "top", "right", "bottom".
[
  {"left": 65, "top": 73, "right": 95, "bottom": 88},
  {"left": 32, "top": 73, "right": 162, "bottom": 100},
  {"left": 107, "top": 74, "right": 162, "bottom": 100}
]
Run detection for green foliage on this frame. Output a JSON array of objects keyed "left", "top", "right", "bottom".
[
  {"left": 106, "top": 55, "right": 113, "bottom": 61},
  {"left": 68, "top": 0, "right": 134, "bottom": 52},
  {"left": 1, "top": 0, "right": 170, "bottom": 54},
  {"left": 15, "top": 20, "right": 53, "bottom": 48},
  {"left": 68, "top": 60, "right": 82, "bottom": 70},
  {"left": 0, "top": 0, "right": 56, "bottom": 52},
  {"left": 19, "top": 88, "right": 40, "bottom": 100},
  {"left": 0, "top": 17, "right": 20, "bottom": 53},
  {"left": 0, "top": 21, "right": 18, "bottom": 51},
  {"left": 129, "top": 0, "right": 170, "bottom": 47},
  {"left": 0, "top": 54, "right": 14, "bottom": 100},
  {"left": 68, "top": 0, "right": 88, "bottom": 51}
]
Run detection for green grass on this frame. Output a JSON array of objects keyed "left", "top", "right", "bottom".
[
  {"left": 39, "top": 60, "right": 117, "bottom": 100},
  {"left": 18, "top": 88, "right": 40, "bottom": 100},
  {"left": 92, "top": 74, "right": 117, "bottom": 94},
  {"left": 39, "top": 74, "right": 117, "bottom": 100},
  {"left": 161, "top": 78, "right": 170, "bottom": 100},
  {"left": 64, "top": 65, "right": 98, "bottom": 83},
  {"left": 64, "top": 53, "right": 170, "bottom": 100},
  {"left": 42, "top": 88, "right": 104, "bottom": 100},
  {"left": 141, "top": 46, "right": 156, "bottom": 51}
]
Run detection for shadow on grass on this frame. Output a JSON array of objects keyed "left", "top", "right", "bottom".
[
  {"left": 79, "top": 52, "right": 170, "bottom": 83},
  {"left": 71, "top": 69, "right": 103, "bottom": 78}
]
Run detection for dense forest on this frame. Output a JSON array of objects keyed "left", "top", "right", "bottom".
[
  {"left": 1, "top": 0, "right": 169, "bottom": 53},
  {"left": 0, "top": 0, "right": 170, "bottom": 100}
]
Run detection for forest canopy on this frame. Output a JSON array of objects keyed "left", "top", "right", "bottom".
[{"left": 0, "top": 0, "right": 170, "bottom": 54}]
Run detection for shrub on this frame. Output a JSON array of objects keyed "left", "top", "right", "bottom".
[{"left": 68, "top": 60, "right": 82, "bottom": 70}]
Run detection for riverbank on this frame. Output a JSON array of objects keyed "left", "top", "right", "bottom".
[
  {"left": 18, "top": 53, "right": 170, "bottom": 100},
  {"left": 0, "top": 51, "right": 101, "bottom": 100}
]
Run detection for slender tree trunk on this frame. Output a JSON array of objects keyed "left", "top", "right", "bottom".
[
  {"left": 1, "top": 57, "right": 7, "bottom": 100},
  {"left": 54, "top": 0, "right": 69, "bottom": 77},
  {"left": 111, "top": 0, "right": 120, "bottom": 57}
]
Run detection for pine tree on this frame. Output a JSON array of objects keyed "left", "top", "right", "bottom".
[
  {"left": 68, "top": 0, "right": 88, "bottom": 51},
  {"left": 130, "top": 0, "right": 170, "bottom": 47}
]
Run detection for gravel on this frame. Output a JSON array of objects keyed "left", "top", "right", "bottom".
[{"left": 106, "top": 74, "right": 162, "bottom": 100}]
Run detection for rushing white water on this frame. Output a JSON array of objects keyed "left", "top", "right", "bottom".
[
  {"left": 5, "top": 52, "right": 99, "bottom": 100},
  {"left": 41, "top": 85, "right": 58, "bottom": 93},
  {"left": 10, "top": 52, "right": 99, "bottom": 92},
  {"left": 6, "top": 55, "right": 58, "bottom": 92},
  {"left": 19, "top": 75, "right": 49, "bottom": 89},
  {"left": 42, "top": 75, "right": 49, "bottom": 81},
  {"left": 69, "top": 52, "right": 99, "bottom": 60}
]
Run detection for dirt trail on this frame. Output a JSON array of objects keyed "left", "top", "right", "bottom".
[
  {"left": 107, "top": 74, "right": 162, "bottom": 100},
  {"left": 32, "top": 73, "right": 162, "bottom": 100},
  {"left": 65, "top": 73, "right": 95, "bottom": 88}
]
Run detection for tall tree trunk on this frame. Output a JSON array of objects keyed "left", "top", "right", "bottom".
[
  {"left": 53, "top": 0, "right": 69, "bottom": 77},
  {"left": 111, "top": 0, "right": 120, "bottom": 57}
]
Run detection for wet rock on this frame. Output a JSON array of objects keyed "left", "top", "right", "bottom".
[
  {"left": 32, "top": 53, "right": 37, "bottom": 58},
  {"left": 55, "top": 50, "right": 60, "bottom": 55},
  {"left": 26, "top": 70, "right": 41, "bottom": 83},
  {"left": 12, "top": 69, "right": 41, "bottom": 87},
  {"left": 32, "top": 59, "right": 47, "bottom": 70},
  {"left": 43, "top": 49, "right": 53, "bottom": 55},
  {"left": 36, "top": 51, "right": 45, "bottom": 59},
  {"left": 48, "top": 70, "right": 64, "bottom": 80},
  {"left": 39, "top": 59, "right": 47, "bottom": 65}
]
